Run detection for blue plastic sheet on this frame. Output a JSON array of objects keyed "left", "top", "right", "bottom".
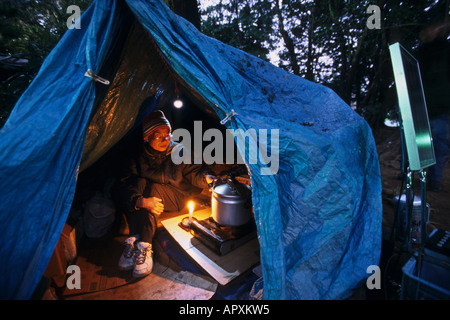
[
  {"left": 127, "top": 0, "right": 382, "bottom": 299},
  {"left": 0, "top": 0, "right": 382, "bottom": 299},
  {"left": 0, "top": 1, "right": 122, "bottom": 299}
]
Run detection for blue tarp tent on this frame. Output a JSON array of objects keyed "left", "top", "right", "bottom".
[{"left": 0, "top": 0, "right": 382, "bottom": 300}]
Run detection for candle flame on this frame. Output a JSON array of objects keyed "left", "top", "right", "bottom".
[{"left": 187, "top": 201, "right": 194, "bottom": 225}]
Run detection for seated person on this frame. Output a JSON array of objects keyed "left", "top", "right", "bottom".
[{"left": 113, "top": 110, "right": 216, "bottom": 278}]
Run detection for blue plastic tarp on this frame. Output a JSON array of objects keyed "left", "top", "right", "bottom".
[
  {"left": 0, "top": 0, "right": 382, "bottom": 299},
  {"left": 0, "top": 1, "right": 122, "bottom": 299}
]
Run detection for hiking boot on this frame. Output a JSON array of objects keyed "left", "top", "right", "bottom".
[
  {"left": 118, "top": 236, "right": 139, "bottom": 271},
  {"left": 132, "top": 241, "right": 153, "bottom": 278}
]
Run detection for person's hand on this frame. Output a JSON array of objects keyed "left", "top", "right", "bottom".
[
  {"left": 136, "top": 197, "right": 164, "bottom": 216},
  {"left": 205, "top": 175, "right": 216, "bottom": 185}
]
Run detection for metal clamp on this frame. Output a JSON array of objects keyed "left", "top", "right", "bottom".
[
  {"left": 84, "top": 69, "right": 110, "bottom": 85},
  {"left": 220, "top": 109, "right": 238, "bottom": 125}
]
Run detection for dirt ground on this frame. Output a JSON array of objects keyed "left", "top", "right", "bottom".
[{"left": 375, "top": 126, "right": 450, "bottom": 235}]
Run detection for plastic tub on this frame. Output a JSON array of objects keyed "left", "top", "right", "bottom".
[{"left": 401, "top": 255, "right": 450, "bottom": 300}]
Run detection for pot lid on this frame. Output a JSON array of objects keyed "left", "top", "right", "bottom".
[{"left": 213, "top": 180, "right": 251, "bottom": 199}]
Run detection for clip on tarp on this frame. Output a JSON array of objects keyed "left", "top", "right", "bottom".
[
  {"left": 220, "top": 109, "right": 238, "bottom": 125},
  {"left": 84, "top": 69, "right": 110, "bottom": 85}
]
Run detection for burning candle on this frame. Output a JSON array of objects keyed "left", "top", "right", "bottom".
[{"left": 188, "top": 201, "right": 194, "bottom": 225}]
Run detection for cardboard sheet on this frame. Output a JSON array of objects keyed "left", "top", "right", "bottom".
[{"left": 161, "top": 208, "right": 260, "bottom": 285}]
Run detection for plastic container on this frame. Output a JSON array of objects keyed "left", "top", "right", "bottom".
[{"left": 401, "top": 255, "right": 450, "bottom": 300}]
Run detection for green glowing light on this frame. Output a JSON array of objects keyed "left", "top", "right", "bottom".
[{"left": 416, "top": 134, "right": 432, "bottom": 148}]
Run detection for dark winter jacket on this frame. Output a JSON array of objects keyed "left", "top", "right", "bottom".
[{"left": 116, "top": 141, "right": 212, "bottom": 212}]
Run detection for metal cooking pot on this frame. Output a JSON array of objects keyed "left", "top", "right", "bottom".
[{"left": 211, "top": 178, "right": 253, "bottom": 227}]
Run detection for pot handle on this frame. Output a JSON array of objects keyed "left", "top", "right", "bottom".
[{"left": 208, "top": 177, "right": 219, "bottom": 191}]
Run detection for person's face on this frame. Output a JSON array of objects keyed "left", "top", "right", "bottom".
[{"left": 148, "top": 127, "right": 171, "bottom": 152}]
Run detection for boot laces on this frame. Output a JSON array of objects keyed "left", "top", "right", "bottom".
[
  {"left": 123, "top": 243, "right": 135, "bottom": 259},
  {"left": 134, "top": 247, "right": 149, "bottom": 265}
]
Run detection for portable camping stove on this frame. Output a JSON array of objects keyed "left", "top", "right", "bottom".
[{"left": 180, "top": 216, "right": 256, "bottom": 256}]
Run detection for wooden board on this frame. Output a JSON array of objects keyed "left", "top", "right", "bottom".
[
  {"left": 161, "top": 208, "right": 260, "bottom": 286},
  {"left": 65, "top": 262, "right": 217, "bottom": 300},
  {"left": 61, "top": 233, "right": 218, "bottom": 300}
]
